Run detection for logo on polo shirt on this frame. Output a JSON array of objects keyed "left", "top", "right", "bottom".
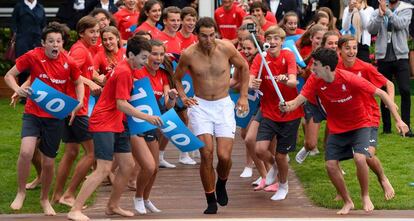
[
  {"left": 342, "top": 84, "right": 347, "bottom": 91},
  {"left": 357, "top": 71, "right": 362, "bottom": 77},
  {"left": 41, "top": 59, "right": 46, "bottom": 63},
  {"left": 63, "top": 62, "right": 68, "bottom": 69},
  {"left": 321, "top": 86, "right": 327, "bottom": 90}
]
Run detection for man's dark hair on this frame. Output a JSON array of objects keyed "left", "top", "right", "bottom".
[
  {"left": 138, "top": 0, "right": 163, "bottom": 27},
  {"left": 311, "top": 47, "right": 338, "bottom": 71},
  {"left": 162, "top": 6, "right": 181, "bottom": 21},
  {"left": 194, "top": 17, "right": 217, "bottom": 34},
  {"left": 41, "top": 22, "right": 69, "bottom": 42},
  {"left": 126, "top": 36, "right": 152, "bottom": 57},
  {"left": 249, "top": 1, "right": 268, "bottom": 15},
  {"left": 181, "top": 6, "right": 197, "bottom": 20}
]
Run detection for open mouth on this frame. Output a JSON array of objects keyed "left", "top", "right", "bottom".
[{"left": 51, "top": 49, "right": 59, "bottom": 56}]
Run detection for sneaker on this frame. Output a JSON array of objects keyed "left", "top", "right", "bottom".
[
  {"left": 240, "top": 167, "right": 253, "bottom": 178},
  {"left": 251, "top": 177, "right": 262, "bottom": 186},
  {"left": 179, "top": 153, "right": 197, "bottom": 165},
  {"left": 133, "top": 198, "right": 146, "bottom": 214},
  {"left": 295, "top": 147, "right": 309, "bottom": 164},
  {"left": 159, "top": 159, "right": 176, "bottom": 168},
  {"left": 264, "top": 183, "right": 279, "bottom": 192},
  {"left": 144, "top": 200, "right": 161, "bottom": 213},
  {"left": 309, "top": 148, "right": 320, "bottom": 156},
  {"left": 191, "top": 150, "right": 201, "bottom": 158}
]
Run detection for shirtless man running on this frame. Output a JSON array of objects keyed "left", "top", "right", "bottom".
[{"left": 174, "top": 17, "right": 249, "bottom": 214}]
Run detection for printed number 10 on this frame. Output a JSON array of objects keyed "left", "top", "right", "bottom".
[{"left": 34, "top": 90, "right": 65, "bottom": 112}]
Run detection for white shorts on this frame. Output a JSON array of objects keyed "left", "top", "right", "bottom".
[{"left": 187, "top": 96, "right": 236, "bottom": 138}]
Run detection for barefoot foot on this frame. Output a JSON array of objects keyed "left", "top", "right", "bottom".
[
  {"left": 68, "top": 210, "right": 90, "bottom": 221},
  {"left": 10, "top": 192, "right": 26, "bottom": 210},
  {"left": 334, "top": 194, "right": 343, "bottom": 201},
  {"left": 380, "top": 177, "right": 395, "bottom": 200},
  {"left": 106, "top": 206, "right": 134, "bottom": 217},
  {"left": 25, "top": 177, "right": 41, "bottom": 190},
  {"left": 59, "top": 196, "right": 75, "bottom": 207},
  {"left": 40, "top": 200, "right": 56, "bottom": 216},
  {"left": 336, "top": 201, "right": 354, "bottom": 215},
  {"left": 362, "top": 195, "right": 374, "bottom": 213}
]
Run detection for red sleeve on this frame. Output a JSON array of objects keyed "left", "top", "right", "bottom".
[
  {"left": 249, "top": 54, "right": 262, "bottom": 78},
  {"left": 115, "top": 71, "right": 132, "bottom": 100},
  {"left": 366, "top": 63, "right": 387, "bottom": 88},
  {"left": 237, "top": 8, "right": 247, "bottom": 26},
  {"left": 300, "top": 74, "right": 317, "bottom": 101},
  {"left": 15, "top": 51, "right": 33, "bottom": 73},
  {"left": 69, "top": 47, "right": 86, "bottom": 69},
  {"left": 161, "top": 71, "right": 170, "bottom": 87},
  {"left": 285, "top": 51, "right": 298, "bottom": 75}
]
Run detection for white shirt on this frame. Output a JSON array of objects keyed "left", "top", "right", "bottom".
[
  {"left": 269, "top": 0, "right": 280, "bottom": 15},
  {"left": 342, "top": 6, "right": 374, "bottom": 46},
  {"left": 100, "top": 0, "right": 109, "bottom": 11},
  {"left": 24, "top": 0, "right": 37, "bottom": 10}
]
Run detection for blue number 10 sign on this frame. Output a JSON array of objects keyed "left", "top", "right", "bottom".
[{"left": 30, "top": 78, "right": 79, "bottom": 119}]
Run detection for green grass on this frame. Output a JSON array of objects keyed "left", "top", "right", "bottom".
[
  {"left": 292, "top": 96, "right": 414, "bottom": 210},
  {"left": 0, "top": 99, "right": 94, "bottom": 214}
]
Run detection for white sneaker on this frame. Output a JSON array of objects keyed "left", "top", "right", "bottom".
[
  {"left": 252, "top": 177, "right": 262, "bottom": 186},
  {"left": 179, "top": 153, "right": 197, "bottom": 165},
  {"left": 133, "top": 197, "right": 147, "bottom": 214},
  {"left": 295, "top": 147, "right": 309, "bottom": 164},
  {"left": 309, "top": 148, "right": 320, "bottom": 156},
  {"left": 265, "top": 164, "right": 278, "bottom": 186},
  {"left": 240, "top": 167, "right": 253, "bottom": 178},
  {"left": 144, "top": 200, "right": 161, "bottom": 213},
  {"left": 191, "top": 150, "right": 201, "bottom": 158},
  {"left": 270, "top": 182, "right": 288, "bottom": 201},
  {"left": 159, "top": 159, "right": 176, "bottom": 168}
]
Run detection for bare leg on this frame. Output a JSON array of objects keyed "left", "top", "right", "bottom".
[
  {"left": 244, "top": 121, "right": 267, "bottom": 178},
  {"left": 40, "top": 154, "right": 56, "bottom": 215},
  {"left": 366, "top": 147, "right": 394, "bottom": 200},
  {"left": 304, "top": 118, "right": 320, "bottom": 151},
  {"left": 143, "top": 140, "right": 159, "bottom": 200},
  {"left": 60, "top": 139, "right": 95, "bottom": 206},
  {"left": 52, "top": 143, "right": 80, "bottom": 203},
  {"left": 68, "top": 159, "right": 112, "bottom": 221},
  {"left": 26, "top": 141, "right": 42, "bottom": 190},
  {"left": 106, "top": 152, "right": 134, "bottom": 217},
  {"left": 11, "top": 136, "right": 37, "bottom": 210},
  {"left": 198, "top": 134, "right": 217, "bottom": 214},
  {"left": 354, "top": 153, "right": 374, "bottom": 212},
  {"left": 325, "top": 160, "right": 354, "bottom": 215}
]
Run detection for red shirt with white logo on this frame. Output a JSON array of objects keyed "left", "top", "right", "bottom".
[
  {"left": 89, "top": 37, "right": 103, "bottom": 56},
  {"left": 89, "top": 60, "right": 133, "bottom": 132},
  {"left": 176, "top": 31, "right": 198, "bottom": 51},
  {"left": 67, "top": 40, "right": 95, "bottom": 116},
  {"left": 157, "top": 32, "right": 182, "bottom": 54},
  {"left": 94, "top": 47, "right": 126, "bottom": 78},
  {"left": 301, "top": 69, "right": 377, "bottom": 134},
  {"left": 136, "top": 21, "right": 162, "bottom": 40},
  {"left": 250, "top": 49, "right": 303, "bottom": 122},
  {"left": 336, "top": 59, "right": 387, "bottom": 127},
  {"left": 133, "top": 66, "right": 169, "bottom": 100},
  {"left": 114, "top": 8, "right": 140, "bottom": 41},
  {"left": 15, "top": 47, "right": 81, "bottom": 118},
  {"left": 214, "top": 4, "right": 246, "bottom": 40}
]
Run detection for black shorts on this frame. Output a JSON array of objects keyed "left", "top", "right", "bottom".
[
  {"left": 93, "top": 129, "right": 131, "bottom": 161},
  {"left": 137, "top": 128, "right": 159, "bottom": 142},
  {"left": 256, "top": 118, "right": 301, "bottom": 154},
  {"left": 303, "top": 101, "right": 326, "bottom": 123},
  {"left": 21, "top": 114, "right": 64, "bottom": 158},
  {"left": 369, "top": 127, "right": 378, "bottom": 148},
  {"left": 62, "top": 116, "right": 92, "bottom": 143},
  {"left": 254, "top": 109, "right": 263, "bottom": 123},
  {"left": 325, "top": 127, "right": 372, "bottom": 161}
]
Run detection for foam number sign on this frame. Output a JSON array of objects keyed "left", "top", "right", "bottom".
[
  {"left": 159, "top": 73, "right": 194, "bottom": 108},
  {"left": 282, "top": 40, "right": 306, "bottom": 68},
  {"left": 160, "top": 109, "right": 204, "bottom": 152},
  {"left": 127, "top": 77, "right": 162, "bottom": 134},
  {"left": 285, "top": 34, "right": 302, "bottom": 43},
  {"left": 229, "top": 89, "right": 260, "bottom": 128},
  {"left": 30, "top": 78, "right": 79, "bottom": 119},
  {"left": 88, "top": 95, "right": 98, "bottom": 117}
]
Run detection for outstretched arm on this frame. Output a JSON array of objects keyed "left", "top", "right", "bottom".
[{"left": 280, "top": 94, "right": 307, "bottom": 113}]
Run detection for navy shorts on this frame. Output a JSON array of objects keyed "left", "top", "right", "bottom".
[
  {"left": 256, "top": 118, "right": 301, "bottom": 154},
  {"left": 303, "top": 101, "right": 326, "bottom": 123},
  {"left": 62, "top": 116, "right": 92, "bottom": 143},
  {"left": 368, "top": 127, "right": 378, "bottom": 148},
  {"left": 325, "top": 127, "right": 372, "bottom": 161},
  {"left": 21, "top": 114, "right": 64, "bottom": 158},
  {"left": 93, "top": 122, "right": 130, "bottom": 161},
  {"left": 137, "top": 129, "right": 159, "bottom": 142},
  {"left": 254, "top": 109, "right": 263, "bottom": 123}
]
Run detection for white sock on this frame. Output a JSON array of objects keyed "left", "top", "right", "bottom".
[
  {"left": 180, "top": 152, "right": 189, "bottom": 159},
  {"left": 159, "top": 151, "right": 165, "bottom": 160},
  {"left": 133, "top": 197, "right": 146, "bottom": 214},
  {"left": 271, "top": 181, "right": 288, "bottom": 201},
  {"left": 144, "top": 200, "right": 161, "bottom": 213},
  {"left": 265, "top": 164, "right": 279, "bottom": 185}
]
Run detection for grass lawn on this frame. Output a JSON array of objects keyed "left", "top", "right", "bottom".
[
  {"left": 292, "top": 96, "right": 414, "bottom": 210},
  {"left": 0, "top": 99, "right": 94, "bottom": 214}
]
